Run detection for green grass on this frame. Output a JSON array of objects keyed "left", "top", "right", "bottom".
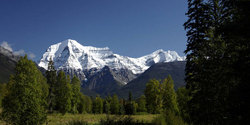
[{"left": 0, "top": 113, "right": 158, "bottom": 125}]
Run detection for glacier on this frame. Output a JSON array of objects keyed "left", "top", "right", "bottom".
[{"left": 38, "top": 39, "right": 185, "bottom": 74}]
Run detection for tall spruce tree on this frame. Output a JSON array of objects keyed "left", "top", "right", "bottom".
[
  {"left": 220, "top": 0, "right": 250, "bottom": 124},
  {"left": 125, "top": 92, "right": 136, "bottom": 115},
  {"left": 1, "top": 55, "right": 48, "bottom": 125},
  {"left": 103, "top": 95, "right": 112, "bottom": 114},
  {"left": 77, "top": 93, "right": 86, "bottom": 114},
  {"left": 46, "top": 59, "right": 57, "bottom": 113},
  {"left": 55, "top": 71, "right": 72, "bottom": 114},
  {"left": 184, "top": 0, "right": 225, "bottom": 124},
  {"left": 84, "top": 95, "right": 92, "bottom": 113},
  {"left": 110, "top": 94, "right": 119, "bottom": 114},
  {"left": 184, "top": 0, "right": 250, "bottom": 124},
  {"left": 92, "top": 95, "right": 103, "bottom": 114},
  {"left": 71, "top": 75, "right": 81, "bottom": 114}
]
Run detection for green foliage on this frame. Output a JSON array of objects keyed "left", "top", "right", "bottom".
[
  {"left": 161, "top": 75, "right": 179, "bottom": 113},
  {"left": 137, "top": 95, "right": 147, "bottom": 112},
  {"left": 46, "top": 59, "right": 57, "bottom": 113},
  {"left": 77, "top": 93, "right": 86, "bottom": 114},
  {"left": 0, "top": 83, "right": 7, "bottom": 106},
  {"left": 55, "top": 71, "right": 72, "bottom": 114},
  {"left": 125, "top": 92, "right": 138, "bottom": 115},
  {"left": 92, "top": 95, "right": 103, "bottom": 114},
  {"left": 176, "top": 87, "right": 191, "bottom": 122},
  {"left": 0, "top": 55, "right": 47, "bottom": 125},
  {"left": 110, "top": 94, "right": 120, "bottom": 114},
  {"left": 71, "top": 75, "right": 81, "bottom": 114},
  {"left": 103, "top": 100, "right": 111, "bottom": 114},
  {"left": 119, "top": 99, "right": 125, "bottom": 115},
  {"left": 144, "top": 79, "right": 162, "bottom": 114},
  {"left": 152, "top": 110, "right": 187, "bottom": 125},
  {"left": 83, "top": 95, "right": 92, "bottom": 113}
]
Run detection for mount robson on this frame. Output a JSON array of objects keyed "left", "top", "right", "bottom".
[{"left": 1, "top": 39, "right": 186, "bottom": 98}]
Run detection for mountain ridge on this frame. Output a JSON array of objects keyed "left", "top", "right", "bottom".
[{"left": 38, "top": 39, "right": 185, "bottom": 76}]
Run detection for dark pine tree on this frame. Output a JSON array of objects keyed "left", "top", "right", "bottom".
[{"left": 46, "top": 59, "right": 57, "bottom": 113}]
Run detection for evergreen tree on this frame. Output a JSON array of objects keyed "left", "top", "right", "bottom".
[
  {"left": 176, "top": 87, "right": 191, "bottom": 122},
  {"left": 46, "top": 59, "right": 57, "bottom": 113},
  {"left": 184, "top": 0, "right": 226, "bottom": 124},
  {"left": 84, "top": 95, "right": 92, "bottom": 113},
  {"left": 110, "top": 94, "right": 119, "bottom": 114},
  {"left": 77, "top": 93, "right": 86, "bottom": 114},
  {"left": 55, "top": 71, "right": 72, "bottom": 114},
  {"left": 128, "top": 91, "right": 132, "bottom": 101},
  {"left": 71, "top": 75, "right": 81, "bottom": 114},
  {"left": 220, "top": 0, "right": 250, "bottom": 124},
  {"left": 92, "top": 95, "right": 103, "bottom": 114},
  {"left": 132, "top": 101, "right": 138, "bottom": 114},
  {"left": 103, "top": 100, "right": 111, "bottom": 114},
  {"left": 119, "top": 99, "right": 125, "bottom": 115},
  {"left": 103, "top": 96, "right": 112, "bottom": 114},
  {"left": 137, "top": 95, "right": 147, "bottom": 112},
  {"left": 1, "top": 55, "right": 47, "bottom": 125},
  {"left": 184, "top": 0, "right": 250, "bottom": 124},
  {"left": 125, "top": 92, "right": 134, "bottom": 115},
  {"left": 144, "top": 79, "right": 162, "bottom": 114}
]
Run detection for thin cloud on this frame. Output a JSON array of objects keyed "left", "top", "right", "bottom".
[
  {"left": 28, "top": 52, "right": 36, "bottom": 59},
  {"left": 0, "top": 41, "right": 13, "bottom": 52},
  {"left": 13, "top": 49, "right": 25, "bottom": 56}
]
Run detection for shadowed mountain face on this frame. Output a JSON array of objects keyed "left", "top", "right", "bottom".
[
  {"left": 116, "top": 61, "right": 186, "bottom": 99},
  {"left": 0, "top": 46, "right": 19, "bottom": 84},
  {"left": 81, "top": 66, "right": 137, "bottom": 97}
]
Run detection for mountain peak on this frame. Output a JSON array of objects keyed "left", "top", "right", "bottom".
[{"left": 39, "top": 39, "right": 185, "bottom": 74}]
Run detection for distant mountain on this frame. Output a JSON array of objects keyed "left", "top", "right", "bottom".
[
  {"left": 116, "top": 61, "right": 186, "bottom": 99},
  {"left": 0, "top": 46, "right": 19, "bottom": 83},
  {"left": 82, "top": 66, "right": 137, "bottom": 97},
  {"left": 38, "top": 39, "right": 185, "bottom": 76},
  {"left": 38, "top": 39, "right": 186, "bottom": 97}
]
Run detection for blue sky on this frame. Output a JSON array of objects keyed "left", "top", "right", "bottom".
[{"left": 0, "top": 0, "right": 188, "bottom": 61}]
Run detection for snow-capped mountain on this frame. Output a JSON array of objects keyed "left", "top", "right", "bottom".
[{"left": 38, "top": 39, "right": 185, "bottom": 74}]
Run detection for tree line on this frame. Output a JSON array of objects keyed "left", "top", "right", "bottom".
[{"left": 0, "top": 55, "right": 186, "bottom": 124}]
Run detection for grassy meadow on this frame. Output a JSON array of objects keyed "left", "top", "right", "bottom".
[{"left": 0, "top": 113, "right": 158, "bottom": 125}]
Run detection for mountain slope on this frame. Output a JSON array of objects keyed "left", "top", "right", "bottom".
[
  {"left": 116, "top": 61, "right": 186, "bottom": 99},
  {"left": 81, "top": 66, "right": 137, "bottom": 97},
  {"left": 0, "top": 46, "right": 19, "bottom": 83}
]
